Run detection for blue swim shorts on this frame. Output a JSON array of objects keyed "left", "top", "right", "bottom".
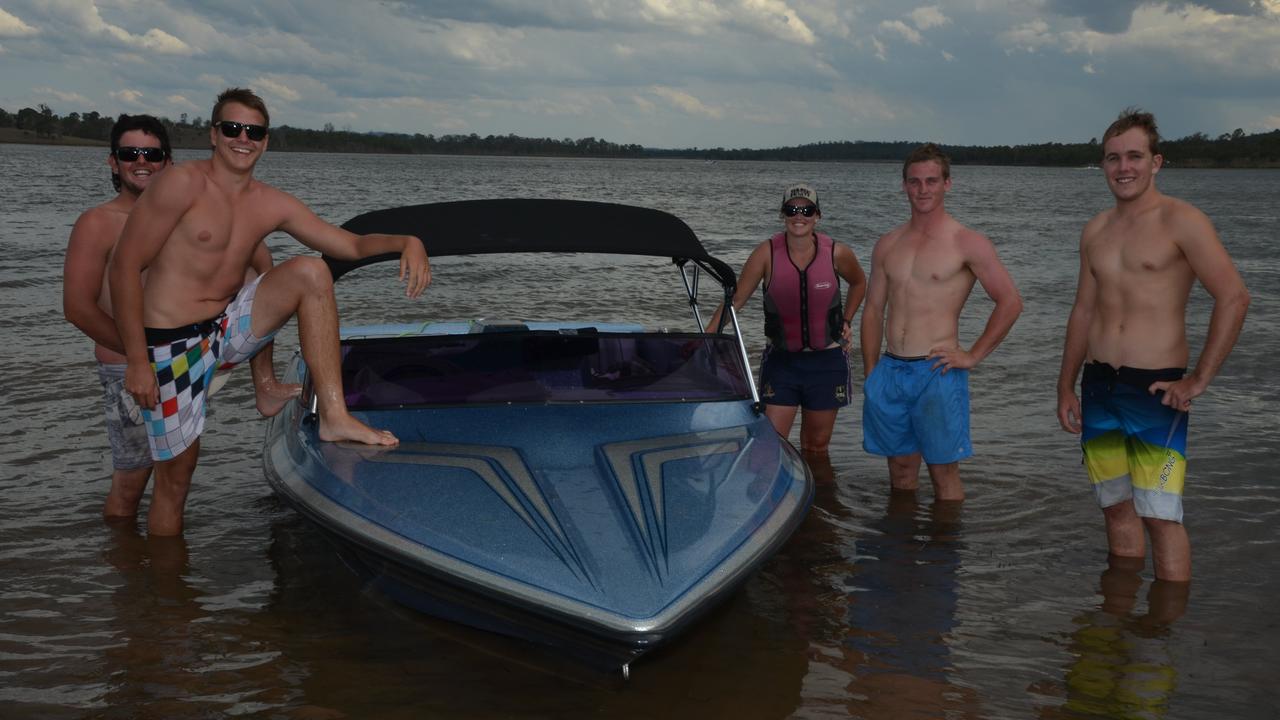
[
  {"left": 759, "top": 345, "right": 850, "bottom": 411},
  {"left": 1080, "top": 361, "right": 1187, "bottom": 523},
  {"left": 862, "top": 353, "right": 972, "bottom": 465}
]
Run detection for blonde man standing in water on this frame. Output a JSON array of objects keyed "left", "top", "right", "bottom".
[
  {"left": 109, "top": 88, "right": 430, "bottom": 536},
  {"left": 861, "top": 143, "right": 1023, "bottom": 501},
  {"left": 1057, "top": 109, "right": 1249, "bottom": 582}
]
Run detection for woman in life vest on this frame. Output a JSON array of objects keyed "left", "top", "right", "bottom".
[{"left": 707, "top": 184, "right": 866, "bottom": 453}]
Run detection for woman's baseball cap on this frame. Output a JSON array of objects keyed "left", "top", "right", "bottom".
[{"left": 781, "top": 184, "right": 820, "bottom": 213}]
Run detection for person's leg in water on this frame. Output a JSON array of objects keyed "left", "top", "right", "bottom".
[
  {"left": 765, "top": 403, "right": 800, "bottom": 442},
  {"left": 799, "top": 408, "right": 838, "bottom": 454},
  {"left": 888, "top": 453, "right": 921, "bottom": 491},
  {"left": 104, "top": 465, "right": 152, "bottom": 520},
  {"left": 147, "top": 439, "right": 199, "bottom": 536},
  {"left": 925, "top": 461, "right": 964, "bottom": 501}
]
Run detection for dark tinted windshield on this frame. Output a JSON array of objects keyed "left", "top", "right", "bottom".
[{"left": 340, "top": 331, "right": 751, "bottom": 409}]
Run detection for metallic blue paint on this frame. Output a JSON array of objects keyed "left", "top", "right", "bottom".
[
  {"left": 264, "top": 351, "right": 812, "bottom": 666},
  {"left": 262, "top": 200, "right": 813, "bottom": 668}
]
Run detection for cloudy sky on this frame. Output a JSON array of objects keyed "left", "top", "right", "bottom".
[{"left": 2, "top": 1, "right": 1277, "bottom": 149}]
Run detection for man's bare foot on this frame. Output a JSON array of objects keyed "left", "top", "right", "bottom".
[
  {"left": 318, "top": 413, "right": 399, "bottom": 446},
  {"left": 255, "top": 380, "right": 302, "bottom": 417}
]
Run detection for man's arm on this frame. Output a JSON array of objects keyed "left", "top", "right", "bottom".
[
  {"left": 1148, "top": 206, "right": 1250, "bottom": 409},
  {"left": 859, "top": 239, "right": 889, "bottom": 377},
  {"left": 109, "top": 167, "right": 200, "bottom": 408},
  {"left": 277, "top": 193, "right": 430, "bottom": 297},
  {"left": 834, "top": 243, "right": 867, "bottom": 347},
  {"left": 930, "top": 232, "right": 1023, "bottom": 373},
  {"left": 704, "top": 241, "right": 768, "bottom": 332},
  {"left": 1056, "top": 232, "right": 1097, "bottom": 433},
  {"left": 64, "top": 209, "right": 125, "bottom": 353}
]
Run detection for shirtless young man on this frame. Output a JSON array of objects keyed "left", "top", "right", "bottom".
[
  {"left": 1056, "top": 109, "right": 1249, "bottom": 582},
  {"left": 109, "top": 88, "right": 430, "bottom": 536},
  {"left": 64, "top": 114, "right": 293, "bottom": 521},
  {"left": 861, "top": 143, "right": 1023, "bottom": 501}
]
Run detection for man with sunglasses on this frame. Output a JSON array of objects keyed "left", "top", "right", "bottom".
[
  {"left": 861, "top": 143, "right": 1022, "bottom": 502},
  {"left": 64, "top": 113, "right": 295, "bottom": 522},
  {"left": 705, "top": 184, "right": 867, "bottom": 454},
  {"left": 108, "top": 88, "right": 430, "bottom": 536}
]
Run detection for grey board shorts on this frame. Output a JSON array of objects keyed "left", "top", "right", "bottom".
[{"left": 97, "top": 362, "right": 152, "bottom": 471}]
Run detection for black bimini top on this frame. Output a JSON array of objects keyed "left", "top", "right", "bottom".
[{"left": 325, "top": 199, "right": 735, "bottom": 289}]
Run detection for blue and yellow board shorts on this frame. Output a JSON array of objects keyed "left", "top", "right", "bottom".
[{"left": 1080, "top": 361, "right": 1188, "bottom": 523}]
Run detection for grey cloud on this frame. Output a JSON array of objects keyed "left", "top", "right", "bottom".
[
  {"left": 1048, "top": 0, "right": 1274, "bottom": 34},
  {"left": 1, "top": 0, "right": 1274, "bottom": 149},
  {"left": 1046, "top": 0, "right": 1143, "bottom": 33},
  {"left": 1188, "top": 0, "right": 1273, "bottom": 15},
  {"left": 389, "top": 0, "right": 627, "bottom": 31}
]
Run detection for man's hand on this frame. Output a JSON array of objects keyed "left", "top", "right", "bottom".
[
  {"left": 1057, "top": 387, "right": 1082, "bottom": 434},
  {"left": 1149, "top": 376, "right": 1201, "bottom": 411},
  {"left": 399, "top": 236, "right": 431, "bottom": 298},
  {"left": 929, "top": 345, "right": 978, "bottom": 374},
  {"left": 125, "top": 361, "right": 159, "bottom": 410}
]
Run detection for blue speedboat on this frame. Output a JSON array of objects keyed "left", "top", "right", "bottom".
[{"left": 262, "top": 199, "right": 813, "bottom": 672}]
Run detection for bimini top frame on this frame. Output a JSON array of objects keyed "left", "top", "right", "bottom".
[{"left": 322, "top": 199, "right": 761, "bottom": 410}]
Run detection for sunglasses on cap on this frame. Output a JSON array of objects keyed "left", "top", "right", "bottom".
[
  {"left": 114, "top": 146, "right": 166, "bottom": 163},
  {"left": 782, "top": 204, "right": 818, "bottom": 217},
  {"left": 214, "top": 120, "right": 269, "bottom": 141}
]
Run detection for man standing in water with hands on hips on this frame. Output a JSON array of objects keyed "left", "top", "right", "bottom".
[
  {"left": 1057, "top": 108, "right": 1249, "bottom": 582},
  {"left": 861, "top": 143, "right": 1023, "bottom": 501},
  {"left": 64, "top": 113, "right": 294, "bottom": 522},
  {"left": 110, "top": 88, "right": 431, "bottom": 536}
]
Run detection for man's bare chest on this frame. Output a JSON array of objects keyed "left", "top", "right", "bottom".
[
  {"left": 1088, "top": 232, "right": 1185, "bottom": 278},
  {"left": 174, "top": 203, "right": 273, "bottom": 256},
  {"left": 884, "top": 240, "right": 966, "bottom": 285}
]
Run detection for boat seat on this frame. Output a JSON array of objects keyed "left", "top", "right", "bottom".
[{"left": 471, "top": 320, "right": 529, "bottom": 333}]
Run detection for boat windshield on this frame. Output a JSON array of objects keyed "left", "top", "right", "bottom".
[{"left": 339, "top": 331, "right": 753, "bottom": 409}]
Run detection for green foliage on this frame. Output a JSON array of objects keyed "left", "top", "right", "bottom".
[
  {"left": 2, "top": 104, "right": 1276, "bottom": 166},
  {"left": 266, "top": 126, "right": 646, "bottom": 157}
]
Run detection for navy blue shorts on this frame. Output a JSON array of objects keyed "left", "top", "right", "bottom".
[{"left": 759, "top": 345, "right": 850, "bottom": 411}]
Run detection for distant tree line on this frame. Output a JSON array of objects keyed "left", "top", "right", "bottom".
[
  {"left": 0, "top": 104, "right": 215, "bottom": 143},
  {"left": 267, "top": 124, "right": 647, "bottom": 158},
  {"left": 2, "top": 104, "right": 1276, "bottom": 167},
  {"left": 663, "top": 131, "right": 1280, "bottom": 168}
]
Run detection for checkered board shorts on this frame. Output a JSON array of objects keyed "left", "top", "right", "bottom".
[{"left": 141, "top": 274, "right": 274, "bottom": 461}]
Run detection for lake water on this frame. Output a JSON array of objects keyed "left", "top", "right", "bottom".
[{"left": 1, "top": 145, "right": 1276, "bottom": 719}]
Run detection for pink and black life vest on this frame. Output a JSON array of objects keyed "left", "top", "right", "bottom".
[{"left": 763, "top": 232, "right": 844, "bottom": 352}]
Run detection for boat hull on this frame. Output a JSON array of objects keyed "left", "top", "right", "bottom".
[{"left": 263, "top": 348, "right": 813, "bottom": 666}]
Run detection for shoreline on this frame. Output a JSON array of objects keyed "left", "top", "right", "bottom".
[
  {"left": 0, "top": 126, "right": 210, "bottom": 149},
  {"left": 4, "top": 129, "right": 1277, "bottom": 168}
]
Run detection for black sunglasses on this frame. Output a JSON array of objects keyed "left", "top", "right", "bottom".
[
  {"left": 215, "top": 120, "right": 268, "bottom": 141},
  {"left": 114, "top": 146, "right": 166, "bottom": 163},
  {"left": 782, "top": 204, "right": 818, "bottom": 217}
]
